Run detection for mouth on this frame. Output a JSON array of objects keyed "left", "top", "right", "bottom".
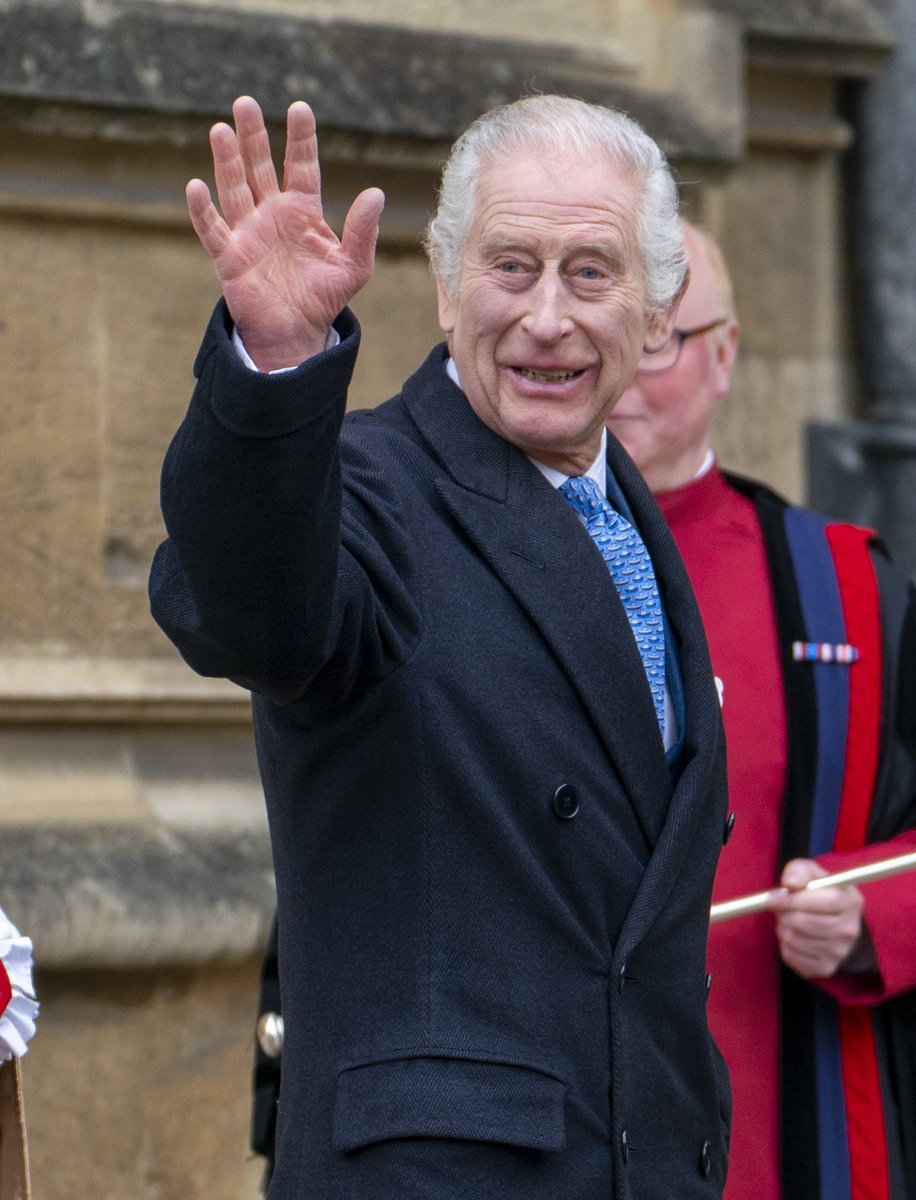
[{"left": 512, "top": 366, "right": 586, "bottom": 384}]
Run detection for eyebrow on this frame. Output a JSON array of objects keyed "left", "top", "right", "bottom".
[
  {"left": 476, "top": 236, "right": 536, "bottom": 259},
  {"left": 477, "top": 237, "right": 629, "bottom": 269},
  {"left": 568, "top": 242, "right": 629, "bottom": 271}
]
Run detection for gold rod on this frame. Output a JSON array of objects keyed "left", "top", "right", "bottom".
[{"left": 710, "top": 849, "right": 916, "bottom": 924}]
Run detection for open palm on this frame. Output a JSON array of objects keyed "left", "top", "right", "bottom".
[{"left": 186, "top": 96, "right": 384, "bottom": 372}]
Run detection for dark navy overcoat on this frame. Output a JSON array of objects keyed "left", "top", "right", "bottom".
[{"left": 150, "top": 303, "right": 732, "bottom": 1200}]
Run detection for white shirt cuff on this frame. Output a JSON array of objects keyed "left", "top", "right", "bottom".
[{"left": 231, "top": 325, "right": 341, "bottom": 374}]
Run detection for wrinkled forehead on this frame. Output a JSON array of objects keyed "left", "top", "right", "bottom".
[{"left": 466, "top": 149, "right": 645, "bottom": 249}]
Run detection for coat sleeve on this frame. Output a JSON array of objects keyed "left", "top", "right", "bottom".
[{"left": 148, "top": 301, "right": 420, "bottom": 704}]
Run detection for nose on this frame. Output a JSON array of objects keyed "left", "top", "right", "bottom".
[{"left": 520, "top": 271, "right": 574, "bottom": 342}]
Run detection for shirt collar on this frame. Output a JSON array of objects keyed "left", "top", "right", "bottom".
[{"left": 695, "top": 448, "right": 715, "bottom": 480}]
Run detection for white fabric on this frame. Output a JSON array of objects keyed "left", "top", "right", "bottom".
[
  {"left": 233, "top": 324, "right": 340, "bottom": 373},
  {"left": 0, "top": 907, "right": 38, "bottom": 1062},
  {"left": 695, "top": 448, "right": 715, "bottom": 480}
]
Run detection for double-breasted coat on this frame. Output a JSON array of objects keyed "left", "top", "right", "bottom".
[{"left": 150, "top": 304, "right": 732, "bottom": 1199}]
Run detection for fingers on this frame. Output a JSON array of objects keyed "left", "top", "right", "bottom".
[
  {"left": 341, "top": 187, "right": 386, "bottom": 279},
  {"left": 777, "top": 915, "right": 862, "bottom": 979},
  {"left": 186, "top": 178, "right": 231, "bottom": 259},
  {"left": 282, "top": 100, "right": 322, "bottom": 199},
  {"left": 769, "top": 883, "right": 860, "bottom": 920},
  {"left": 779, "top": 938, "right": 835, "bottom": 980},
  {"left": 779, "top": 857, "right": 827, "bottom": 891},
  {"left": 232, "top": 95, "right": 281, "bottom": 204},
  {"left": 208, "top": 96, "right": 280, "bottom": 228},
  {"left": 186, "top": 96, "right": 381, "bottom": 299},
  {"left": 210, "top": 119, "right": 255, "bottom": 228},
  {"left": 764, "top": 857, "right": 869, "bottom": 980},
  {"left": 202, "top": 97, "right": 337, "bottom": 226},
  {"left": 764, "top": 859, "right": 827, "bottom": 915},
  {"left": 773, "top": 883, "right": 864, "bottom": 979}
]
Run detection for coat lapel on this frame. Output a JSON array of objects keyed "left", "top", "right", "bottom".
[
  {"left": 400, "top": 351, "right": 676, "bottom": 845},
  {"left": 605, "top": 432, "right": 726, "bottom": 944}
]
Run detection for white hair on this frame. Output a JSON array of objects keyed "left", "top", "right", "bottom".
[{"left": 424, "top": 94, "right": 686, "bottom": 313}]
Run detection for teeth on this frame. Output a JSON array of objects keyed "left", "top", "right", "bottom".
[{"left": 517, "top": 367, "right": 580, "bottom": 382}]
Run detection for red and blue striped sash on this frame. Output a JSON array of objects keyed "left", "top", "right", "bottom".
[{"left": 783, "top": 508, "right": 887, "bottom": 1200}]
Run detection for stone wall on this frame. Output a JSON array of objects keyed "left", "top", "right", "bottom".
[{"left": 0, "top": 1, "right": 891, "bottom": 1195}]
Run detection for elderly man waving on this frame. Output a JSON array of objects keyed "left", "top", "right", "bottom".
[{"left": 150, "top": 94, "right": 731, "bottom": 1200}]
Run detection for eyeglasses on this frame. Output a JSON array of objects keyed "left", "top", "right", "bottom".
[{"left": 636, "top": 317, "right": 729, "bottom": 375}]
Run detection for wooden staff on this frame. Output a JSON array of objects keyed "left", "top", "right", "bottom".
[
  {"left": 0, "top": 1057, "right": 30, "bottom": 1200},
  {"left": 710, "top": 849, "right": 916, "bottom": 924}
]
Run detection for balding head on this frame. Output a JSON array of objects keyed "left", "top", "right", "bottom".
[{"left": 606, "top": 219, "right": 740, "bottom": 493}]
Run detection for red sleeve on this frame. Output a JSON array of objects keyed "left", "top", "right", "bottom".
[{"left": 815, "top": 829, "right": 916, "bottom": 1004}]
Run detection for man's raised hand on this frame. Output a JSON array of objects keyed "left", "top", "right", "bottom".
[{"left": 186, "top": 96, "right": 385, "bottom": 372}]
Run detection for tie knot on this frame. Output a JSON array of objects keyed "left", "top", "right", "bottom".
[{"left": 559, "top": 474, "right": 608, "bottom": 520}]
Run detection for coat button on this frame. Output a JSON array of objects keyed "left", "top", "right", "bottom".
[
  {"left": 700, "top": 1140, "right": 712, "bottom": 1177},
  {"left": 256, "top": 1012, "right": 284, "bottom": 1059},
  {"left": 621, "top": 1129, "right": 630, "bottom": 1163},
  {"left": 552, "top": 784, "right": 579, "bottom": 819},
  {"left": 705, "top": 973, "right": 712, "bottom": 1002},
  {"left": 723, "top": 811, "right": 737, "bottom": 844}
]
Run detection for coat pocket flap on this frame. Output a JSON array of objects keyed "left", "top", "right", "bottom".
[{"left": 333, "top": 1055, "right": 567, "bottom": 1154}]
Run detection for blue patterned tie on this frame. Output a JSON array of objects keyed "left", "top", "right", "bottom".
[{"left": 559, "top": 474, "right": 666, "bottom": 733}]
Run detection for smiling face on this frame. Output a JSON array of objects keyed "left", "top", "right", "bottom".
[
  {"left": 435, "top": 151, "right": 680, "bottom": 476},
  {"left": 607, "top": 221, "right": 740, "bottom": 493}
]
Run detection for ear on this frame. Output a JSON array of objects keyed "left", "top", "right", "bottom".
[
  {"left": 643, "top": 266, "right": 690, "bottom": 354},
  {"left": 435, "top": 273, "right": 456, "bottom": 335},
  {"left": 713, "top": 318, "right": 740, "bottom": 397}
]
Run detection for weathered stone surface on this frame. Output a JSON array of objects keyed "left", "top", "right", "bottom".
[
  {"left": 805, "top": 0, "right": 916, "bottom": 579},
  {"left": 0, "top": 189, "right": 442, "bottom": 666},
  {"left": 808, "top": 420, "right": 916, "bottom": 573},
  {"left": 0, "top": 657, "right": 251, "bottom": 723},
  {"left": 851, "top": 0, "right": 916, "bottom": 417},
  {"left": 22, "top": 962, "right": 265, "bottom": 1200},
  {"left": 707, "top": 0, "right": 890, "bottom": 47},
  {"left": 708, "top": 0, "right": 892, "bottom": 76},
  {"left": 0, "top": 825, "right": 274, "bottom": 967},
  {"left": 0, "top": 0, "right": 736, "bottom": 159},
  {"left": 680, "top": 129, "right": 855, "bottom": 501}
]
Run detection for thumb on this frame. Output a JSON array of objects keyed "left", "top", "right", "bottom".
[
  {"left": 780, "top": 857, "right": 828, "bottom": 891},
  {"left": 341, "top": 187, "right": 386, "bottom": 279}
]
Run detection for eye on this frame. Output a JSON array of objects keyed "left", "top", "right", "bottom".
[
  {"left": 577, "top": 265, "right": 603, "bottom": 280},
  {"left": 498, "top": 260, "right": 522, "bottom": 274}
]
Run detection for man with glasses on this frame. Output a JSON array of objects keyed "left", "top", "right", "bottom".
[{"left": 609, "top": 220, "right": 916, "bottom": 1200}]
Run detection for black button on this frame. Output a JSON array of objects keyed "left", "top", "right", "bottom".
[
  {"left": 700, "top": 1140, "right": 712, "bottom": 1177},
  {"left": 723, "top": 812, "right": 736, "bottom": 844},
  {"left": 618, "top": 961, "right": 628, "bottom": 992},
  {"left": 621, "top": 1129, "right": 630, "bottom": 1163},
  {"left": 552, "top": 784, "right": 579, "bottom": 819},
  {"left": 705, "top": 973, "right": 712, "bottom": 1001}
]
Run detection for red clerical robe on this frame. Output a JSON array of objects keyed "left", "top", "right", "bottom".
[{"left": 657, "top": 464, "right": 916, "bottom": 1200}]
